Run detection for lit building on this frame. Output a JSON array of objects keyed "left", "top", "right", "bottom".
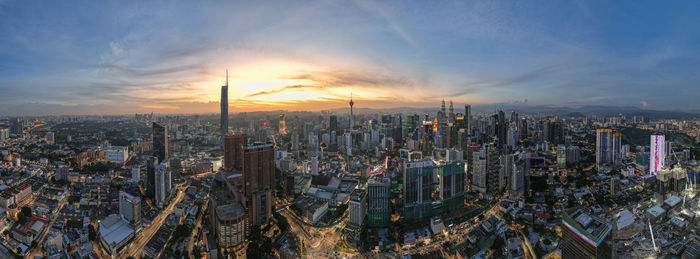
[
  {"left": 595, "top": 129, "right": 612, "bottom": 170},
  {"left": 223, "top": 134, "right": 247, "bottom": 171},
  {"left": 152, "top": 123, "right": 169, "bottom": 162},
  {"left": 210, "top": 174, "right": 246, "bottom": 251},
  {"left": 557, "top": 144, "right": 567, "bottom": 169},
  {"left": 367, "top": 177, "right": 390, "bottom": 228},
  {"left": 348, "top": 189, "right": 367, "bottom": 228},
  {"left": 403, "top": 160, "right": 435, "bottom": 222},
  {"left": 243, "top": 142, "right": 275, "bottom": 227},
  {"left": 104, "top": 146, "right": 129, "bottom": 163},
  {"left": 650, "top": 135, "right": 665, "bottom": 175},
  {"left": 438, "top": 162, "right": 465, "bottom": 212},
  {"left": 119, "top": 192, "right": 142, "bottom": 234},
  {"left": 98, "top": 214, "right": 135, "bottom": 258},
  {"left": 561, "top": 209, "right": 613, "bottom": 259},
  {"left": 45, "top": 131, "right": 55, "bottom": 144},
  {"left": 279, "top": 114, "right": 287, "bottom": 135},
  {"left": 221, "top": 71, "right": 229, "bottom": 135},
  {"left": 154, "top": 164, "right": 170, "bottom": 209}
]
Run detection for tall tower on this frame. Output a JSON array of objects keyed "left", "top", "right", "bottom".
[
  {"left": 349, "top": 92, "right": 355, "bottom": 130},
  {"left": 220, "top": 70, "right": 229, "bottom": 136}
]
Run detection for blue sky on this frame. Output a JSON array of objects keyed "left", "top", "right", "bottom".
[{"left": 1, "top": 0, "right": 699, "bottom": 115}]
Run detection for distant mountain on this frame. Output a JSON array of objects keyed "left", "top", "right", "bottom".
[{"left": 321, "top": 105, "right": 699, "bottom": 119}]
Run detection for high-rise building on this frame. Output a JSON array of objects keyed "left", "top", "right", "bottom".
[
  {"left": 210, "top": 173, "right": 246, "bottom": 250},
  {"left": 223, "top": 134, "right": 247, "bottom": 171},
  {"left": 146, "top": 156, "right": 158, "bottom": 198},
  {"left": 557, "top": 144, "right": 567, "bottom": 169},
  {"left": 465, "top": 105, "right": 471, "bottom": 135},
  {"left": 561, "top": 209, "right": 613, "bottom": 259},
  {"left": 45, "top": 131, "right": 55, "bottom": 144},
  {"left": 438, "top": 162, "right": 465, "bottom": 212},
  {"left": 595, "top": 129, "right": 613, "bottom": 170},
  {"left": 403, "top": 160, "right": 435, "bottom": 222},
  {"left": 349, "top": 93, "right": 355, "bottom": 129},
  {"left": 221, "top": 71, "right": 229, "bottom": 136},
  {"left": 367, "top": 177, "right": 390, "bottom": 228},
  {"left": 348, "top": 189, "right": 367, "bottom": 228},
  {"left": 119, "top": 192, "right": 142, "bottom": 234},
  {"left": 243, "top": 142, "right": 275, "bottom": 227},
  {"left": 612, "top": 132, "right": 622, "bottom": 167},
  {"left": 131, "top": 167, "right": 140, "bottom": 183},
  {"left": 152, "top": 123, "right": 169, "bottom": 162},
  {"left": 472, "top": 144, "right": 500, "bottom": 198},
  {"left": 330, "top": 115, "right": 338, "bottom": 133},
  {"left": 279, "top": 114, "right": 287, "bottom": 135},
  {"left": 154, "top": 164, "right": 170, "bottom": 208},
  {"left": 650, "top": 135, "right": 665, "bottom": 175}
]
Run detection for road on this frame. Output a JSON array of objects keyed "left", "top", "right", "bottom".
[
  {"left": 122, "top": 187, "right": 186, "bottom": 258},
  {"left": 186, "top": 198, "right": 208, "bottom": 256},
  {"left": 26, "top": 189, "right": 68, "bottom": 258}
]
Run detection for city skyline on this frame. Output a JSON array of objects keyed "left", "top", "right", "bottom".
[{"left": 2, "top": 1, "right": 700, "bottom": 115}]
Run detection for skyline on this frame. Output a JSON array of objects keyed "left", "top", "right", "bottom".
[{"left": 2, "top": 1, "right": 700, "bottom": 115}]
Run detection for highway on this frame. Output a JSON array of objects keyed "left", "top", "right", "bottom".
[{"left": 122, "top": 186, "right": 186, "bottom": 258}]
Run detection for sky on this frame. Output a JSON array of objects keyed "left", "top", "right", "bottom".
[{"left": 1, "top": 0, "right": 699, "bottom": 115}]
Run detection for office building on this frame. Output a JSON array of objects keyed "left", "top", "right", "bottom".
[
  {"left": 45, "top": 131, "right": 55, "bottom": 144},
  {"left": 438, "top": 161, "right": 465, "bottom": 212},
  {"left": 557, "top": 144, "right": 567, "bottom": 169},
  {"left": 119, "top": 192, "right": 142, "bottom": 234},
  {"left": 146, "top": 157, "right": 158, "bottom": 199},
  {"left": 221, "top": 71, "right": 229, "bottom": 135},
  {"left": 224, "top": 134, "right": 247, "bottom": 171},
  {"left": 367, "top": 178, "right": 390, "bottom": 228},
  {"left": 650, "top": 135, "right": 665, "bottom": 175},
  {"left": 152, "top": 123, "right": 169, "bottom": 162},
  {"left": 596, "top": 129, "right": 612, "bottom": 170},
  {"left": 98, "top": 214, "right": 135, "bottom": 258},
  {"left": 279, "top": 114, "right": 287, "bottom": 135},
  {"left": 403, "top": 160, "right": 435, "bottom": 222},
  {"left": 155, "top": 164, "right": 170, "bottom": 208},
  {"left": 348, "top": 189, "right": 367, "bottom": 228},
  {"left": 210, "top": 173, "right": 246, "bottom": 250},
  {"left": 104, "top": 146, "right": 129, "bottom": 163},
  {"left": 612, "top": 132, "right": 622, "bottom": 167},
  {"left": 561, "top": 209, "right": 613, "bottom": 259},
  {"left": 131, "top": 167, "right": 140, "bottom": 183},
  {"left": 243, "top": 142, "right": 275, "bottom": 227}
]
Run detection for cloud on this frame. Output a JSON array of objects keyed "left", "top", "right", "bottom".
[{"left": 641, "top": 101, "right": 648, "bottom": 108}]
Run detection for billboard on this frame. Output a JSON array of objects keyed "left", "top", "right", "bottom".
[{"left": 650, "top": 135, "right": 665, "bottom": 175}]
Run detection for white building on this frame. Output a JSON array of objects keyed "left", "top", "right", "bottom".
[{"left": 104, "top": 146, "right": 129, "bottom": 163}]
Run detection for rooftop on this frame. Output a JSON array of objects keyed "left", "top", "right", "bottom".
[
  {"left": 562, "top": 209, "right": 612, "bottom": 247},
  {"left": 99, "top": 214, "right": 134, "bottom": 246}
]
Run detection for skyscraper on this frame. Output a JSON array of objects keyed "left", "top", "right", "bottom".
[
  {"left": 119, "top": 192, "right": 142, "bottom": 234},
  {"left": 243, "top": 142, "right": 275, "bottom": 227},
  {"left": 612, "top": 132, "right": 622, "bottom": 167},
  {"left": 561, "top": 209, "right": 613, "bottom": 259},
  {"left": 403, "top": 160, "right": 435, "bottom": 222},
  {"left": 278, "top": 114, "right": 287, "bottom": 135},
  {"left": 330, "top": 115, "right": 338, "bottom": 133},
  {"left": 224, "top": 134, "right": 247, "bottom": 171},
  {"left": 465, "top": 105, "right": 471, "bottom": 135},
  {"left": 146, "top": 156, "right": 158, "bottom": 198},
  {"left": 349, "top": 93, "right": 354, "bottom": 129},
  {"left": 650, "top": 135, "right": 665, "bottom": 175},
  {"left": 367, "top": 177, "right": 391, "bottom": 228},
  {"left": 595, "top": 129, "right": 613, "bottom": 170},
  {"left": 221, "top": 70, "right": 229, "bottom": 136},
  {"left": 154, "top": 164, "right": 170, "bottom": 208},
  {"left": 153, "top": 122, "right": 169, "bottom": 162}
]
